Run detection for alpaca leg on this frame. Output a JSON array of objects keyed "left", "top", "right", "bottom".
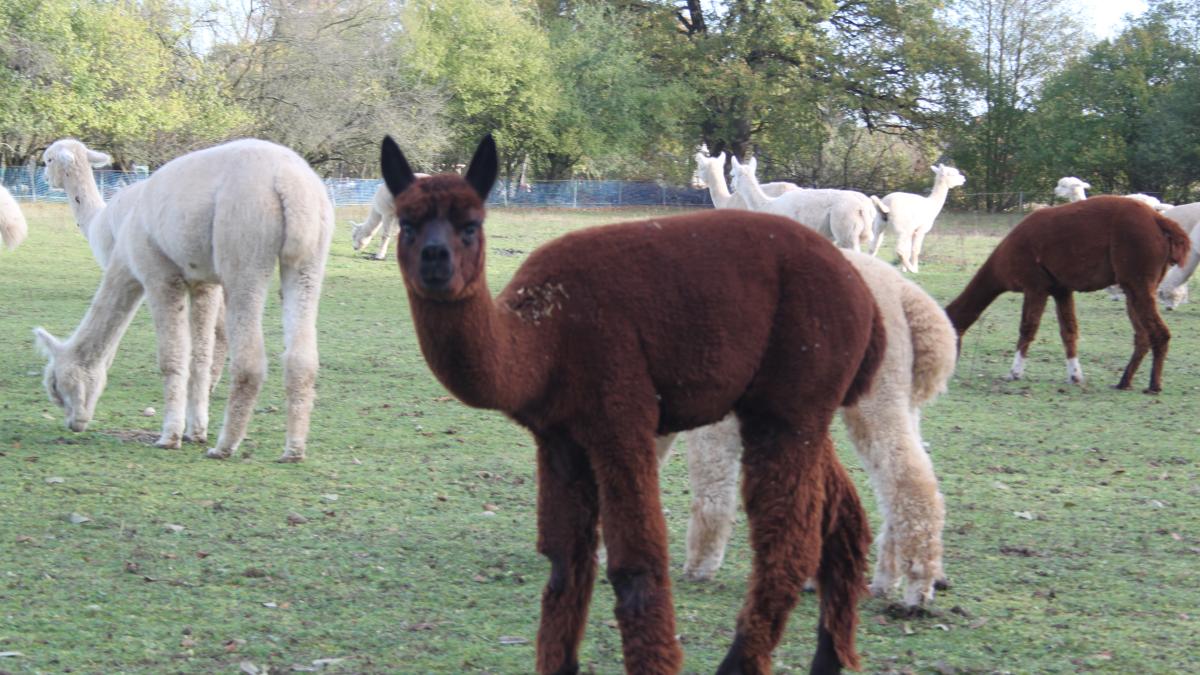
[
  {"left": 911, "top": 228, "right": 931, "bottom": 272},
  {"left": 184, "top": 283, "right": 222, "bottom": 443},
  {"left": 277, "top": 261, "right": 326, "bottom": 462},
  {"left": 587, "top": 428, "right": 681, "bottom": 674},
  {"left": 1121, "top": 288, "right": 1171, "bottom": 392},
  {"left": 683, "top": 414, "right": 742, "bottom": 582},
  {"left": 843, "top": 404, "right": 945, "bottom": 608},
  {"left": 209, "top": 295, "right": 228, "bottom": 395},
  {"left": 718, "top": 415, "right": 846, "bottom": 675},
  {"left": 895, "top": 231, "right": 916, "bottom": 273},
  {"left": 534, "top": 433, "right": 600, "bottom": 675},
  {"left": 144, "top": 278, "right": 191, "bottom": 450},
  {"left": 1116, "top": 295, "right": 1151, "bottom": 391},
  {"left": 1006, "top": 292, "right": 1048, "bottom": 380},
  {"left": 372, "top": 233, "right": 391, "bottom": 260},
  {"left": 1052, "top": 291, "right": 1084, "bottom": 384},
  {"left": 207, "top": 283, "right": 269, "bottom": 459}
]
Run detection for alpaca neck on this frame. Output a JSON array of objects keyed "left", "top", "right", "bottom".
[
  {"left": 408, "top": 283, "right": 545, "bottom": 413},
  {"left": 64, "top": 173, "right": 107, "bottom": 238},
  {"left": 926, "top": 178, "right": 952, "bottom": 213},
  {"left": 738, "top": 170, "right": 772, "bottom": 209},
  {"left": 703, "top": 164, "right": 735, "bottom": 208},
  {"left": 944, "top": 260, "right": 1004, "bottom": 335},
  {"left": 64, "top": 262, "right": 144, "bottom": 370}
]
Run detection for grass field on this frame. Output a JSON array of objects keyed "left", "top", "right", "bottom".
[{"left": 1, "top": 202, "right": 1198, "bottom": 674}]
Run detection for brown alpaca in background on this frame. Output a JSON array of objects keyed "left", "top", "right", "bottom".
[
  {"left": 945, "top": 196, "right": 1189, "bottom": 392},
  {"left": 383, "top": 134, "right": 885, "bottom": 674}
]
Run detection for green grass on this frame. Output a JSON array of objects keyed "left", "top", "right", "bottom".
[{"left": 1, "top": 203, "right": 1198, "bottom": 674}]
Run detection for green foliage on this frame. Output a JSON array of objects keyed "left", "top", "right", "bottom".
[
  {"left": 0, "top": 0, "right": 247, "bottom": 165},
  {"left": 1021, "top": 5, "right": 1200, "bottom": 200}
]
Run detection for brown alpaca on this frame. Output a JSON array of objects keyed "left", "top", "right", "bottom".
[
  {"left": 382, "top": 135, "right": 886, "bottom": 674},
  {"left": 945, "top": 196, "right": 1189, "bottom": 392}
]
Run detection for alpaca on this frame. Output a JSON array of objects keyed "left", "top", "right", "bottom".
[
  {"left": 945, "top": 196, "right": 1189, "bottom": 392},
  {"left": 384, "top": 134, "right": 886, "bottom": 674},
  {"left": 350, "top": 176, "right": 430, "bottom": 260},
  {"left": 41, "top": 139, "right": 231, "bottom": 410},
  {"left": 1155, "top": 203, "right": 1200, "bottom": 309},
  {"left": 875, "top": 164, "right": 965, "bottom": 273},
  {"left": 1053, "top": 177, "right": 1176, "bottom": 300},
  {"left": 659, "top": 250, "right": 956, "bottom": 608},
  {"left": 730, "top": 156, "right": 888, "bottom": 253},
  {"left": 691, "top": 147, "right": 798, "bottom": 209},
  {"left": 0, "top": 184, "right": 28, "bottom": 251},
  {"left": 35, "top": 138, "right": 333, "bottom": 461}
]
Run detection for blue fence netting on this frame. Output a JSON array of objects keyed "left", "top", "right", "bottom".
[{"left": 1, "top": 166, "right": 715, "bottom": 209}]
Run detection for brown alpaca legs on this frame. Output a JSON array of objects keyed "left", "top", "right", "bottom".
[
  {"left": 1051, "top": 291, "right": 1083, "bottom": 383},
  {"left": 1006, "top": 292, "right": 1047, "bottom": 381},
  {"left": 535, "top": 434, "right": 600, "bottom": 675},
  {"left": 1117, "top": 288, "right": 1171, "bottom": 392},
  {"left": 717, "top": 413, "right": 866, "bottom": 675}
]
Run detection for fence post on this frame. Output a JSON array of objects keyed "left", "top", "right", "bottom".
[
  {"left": 1018, "top": 191, "right": 1024, "bottom": 213},
  {"left": 617, "top": 181, "right": 622, "bottom": 207},
  {"left": 572, "top": 180, "right": 578, "bottom": 208},
  {"left": 661, "top": 183, "right": 666, "bottom": 206}
]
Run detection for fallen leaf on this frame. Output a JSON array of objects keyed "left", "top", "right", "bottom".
[
  {"left": 262, "top": 602, "right": 278, "bottom": 608},
  {"left": 124, "top": 561, "right": 140, "bottom": 574},
  {"left": 321, "top": 494, "right": 338, "bottom": 502},
  {"left": 163, "top": 523, "right": 185, "bottom": 533},
  {"left": 243, "top": 567, "right": 268, "bottom": 578},
  {"left": 224, "top": 638, "right": 246, "bottom": 652},
  {"left": 287, "top": 512, "right": 308, "bottom": 526},
  {"left": 0, "top": 651, "right": 24, "bottom": 657},
  {"left": 1013, "top": 511, "right": 1035, "bottom": 520},
  {"left": 902, "top": 622, "right": 915, "bottom": 635},
  {"left": 498, "top": 636, "right": 529, "bottom": 645},
  {"left": 16, "top": 535, "right": 34, "bottom": 544},
  {"left": 483, "top": 503, "right": 499, "bottom": 511},
  {"left": 68, "top": 512, "right": 91, "bottom": 524},
  {"left": 45, "top": 476, "right": 64, "bottom": 484},
  {"left": 240, "top": 660, "right": 260, "bottom": 674},
  {"left": 312, "top": 658, "right": 346, "bottom": 668},
  {"left": 180, "top": 636, "right": 196, "bottom": 648},
  {"left": 196, "top": 551, "right": 211, "bottom": 559}
]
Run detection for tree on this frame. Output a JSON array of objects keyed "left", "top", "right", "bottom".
[
  {"left": 947, "top": 0, "right": 1089, "bottom": 209},
  {"left": 0, "top": 0, "right": 247, "bottom": 166}
]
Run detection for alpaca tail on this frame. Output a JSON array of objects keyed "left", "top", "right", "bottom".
[
  {"left": 1156, "top": 213, "right": 1191, "bottom": 267},
  {"left": 277, "top": 162, "right": 336, "bottom": 267},
  {"left": 841, "top": 303, "right": 886, "bottom": 408},
  {"left": 0, "top": 209, "right": 28, "bottom": 251},
  {"left": 900, "top": 281, "right": 958, "bottom": 406},
  {"left": 817, "top": 456, "right": 871, "bottom": 671},
  {"left": 870, "top": 195, "right": 889, "bottom": 219}
]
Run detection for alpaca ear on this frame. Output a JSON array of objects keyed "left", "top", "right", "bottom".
[
  {"left": 33, "top": 327, "right": 63, "bottom": 358},
  {"left": 380, "top": 136, "right": 417, "bottom": 198},
  {"left": 730, "top": 155, "right": 741, "bottom": 171},
  {"left": 1081, "top": 180, "right": 1091, "bottom": 189},
  {"left": 464, "top": 134, "right": 498, "bottom": 202},
  {"left": 747, "top": 157, "right": 758, "bottom": 174},
  {"left": 87, "top": 149, "right": 112, "bottom": 168}
]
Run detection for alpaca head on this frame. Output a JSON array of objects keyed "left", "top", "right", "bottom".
[
  {"left": 1054, "top": 177, "right": 1090, "bottom": 201},
  {"left": 729, "top": 155, "right": 756, "bottom": 193},
  {"left": 691, "top": 150, "right": 725, "bottom": 190},
  {"left": 381, "top": 134, "right": 498, "bottom": 301},
  {"left": 1160, "top": 282, "right": 1189, "bottom": 310},
  {"left": 34, "top": 328, "right": 107, "bottom": 432},
  {"left": 349, "top": 220, "right": 371, "bottom": 250},
  {"left": 932, "top": 164, "right": 966, "bottom": 189},
  {"left": 42, "top": 139, "right": 111, "bottom": 191}
]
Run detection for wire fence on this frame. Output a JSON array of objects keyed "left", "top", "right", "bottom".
[
  {"left": 1, "top": 166, "right": 713, "bottom": 209},
  {"left": 6, "top": 165, "right": 1150, "bottom": 213}
]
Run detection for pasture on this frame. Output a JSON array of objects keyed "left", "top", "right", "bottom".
[{"left": 1, "top": 203, "right": 1197, "bottom": 673}]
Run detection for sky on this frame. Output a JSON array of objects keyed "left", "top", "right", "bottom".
[{"left": 1083, "top": 0, "right": 1149, "bottom": 37}]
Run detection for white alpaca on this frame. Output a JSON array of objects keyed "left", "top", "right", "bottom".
[
  {"left": 1054, "top": 176, "right": 1090, "bottom": 203},
  {"left": 350, "top": 176, "right": 429, "bottom": 260},
  {"left": 730, "top": 156, "right": 888, "bottom": 253},
  {"left": 1156, "top": 202, "right": 1200, "bottom": 310},
  {"left": 0, "top": 184, "right": 28, "bottom": 251},
  {"left": 656, "top": 250, "right": 956, "bottom": 608},
  {"left": 690, "top": 148, "right": 797, "bottom": 209},
  {"left": 877, "top": 164, "right": 966, "bottom": 273},
  {"left": 35, "top": 138, "right": 333, "bottom": 462}
]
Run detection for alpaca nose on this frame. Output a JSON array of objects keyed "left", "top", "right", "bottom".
[{"left": 421, "top": 244, "right": 450, "bottom": 263}]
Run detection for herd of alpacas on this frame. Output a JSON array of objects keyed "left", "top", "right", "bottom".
[{"left": 2, "top": 134, "right": 1194, "bottom": 674}]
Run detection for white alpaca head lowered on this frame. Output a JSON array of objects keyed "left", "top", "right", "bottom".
[
  {"left": 691, "top": 146, "right": 725, "bottom": 190},
  {"left": 1054, "top": 177, "right": 1090, "bottom": 202},
  {"left": 33, "top": 327, "right": 107, "bottom": 432},
  {"left": 42, "top": 139, "right": 112, "bottom": 190}
]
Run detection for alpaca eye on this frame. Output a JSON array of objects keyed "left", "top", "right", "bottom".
[{"left": 400, "top": 221, "right": 416, "bottom": 240}]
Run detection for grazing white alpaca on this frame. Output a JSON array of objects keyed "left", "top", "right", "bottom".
[
  {"left": 690, "top": 148, "right": 797, "bottom": 209},
  {"left": 350, "top": 176, "right": 429, "bottom": 260},
  {"left": 0, "top": 184, "right": 28, "bottom": 251},
  {"left": 657, "top": 250, "right": 956, "bottom": 608},
  {"left": 35, "top": 138, "right": 333, "bottom": 462},
  {"left": 730, "top": 155, "right": 888, "bottom": 253},
  {"left": 877, "top": 164, "right": 966, "bottom": 273},
  {"left": 1156, "top": 202, "right": 1200, "bottom": 309},
  {"left": 42, "top": 139, "right": 231, "bottom": 399},
  {"left": 1054, "top": 176, "right": 1090, "bottom": 203}
]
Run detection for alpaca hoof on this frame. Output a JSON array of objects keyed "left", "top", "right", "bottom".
[
  {"left": 802, "top": 577, "right": 817, "bottom": 593},
  {"left": 684, "top": 565, "right": 717, "bottom": 582},
  {"left": 184, "top": 432, "right": 208, "bottom": 444},
  {"left": 205, "top": 447, "right": 232, "bottom": 460},
  {"left": 868, "top": 582, "right": 892, "bottom": 598},
  {"left": 1143, "top": 387, "right": 1161, "bottom": 395},
  {"left": 1113, "top": 382, "right": 1133, "bottom": 391},
  {"left": 278, "top": 449, "right": 305, "bottom": 463},
  {"left": 934, "top": 577, "right": 951, "bottom": 591},
  {"left": 1003, "top": 372, "right": 1021, "bottom": 382},
  {"left": 1068, "top": 376, "right": 1083, "bottom": 385},
  {"left": 155, "top": 434, "right": 182, "bottom": 450}
]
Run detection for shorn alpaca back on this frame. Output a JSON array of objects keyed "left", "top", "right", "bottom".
[
  {"left": 0, "top": 183, "right": 27, "bottom": 251},
  {"left": 108, "top": 139, "right": 332, "bottom": 274}
]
